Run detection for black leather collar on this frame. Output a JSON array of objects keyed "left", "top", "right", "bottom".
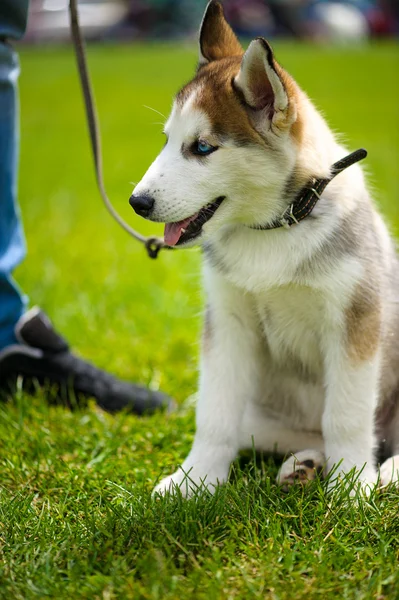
[{"left": 251, "top": 148, "right": 368, "bottom": 231}]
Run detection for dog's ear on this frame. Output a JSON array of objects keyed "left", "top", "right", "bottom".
[
  {"left": 199, "top": 1, "right": 243, "bottom": 66},
  {"left": 234, "top": 38, "right": 297, "bottom": 133}
]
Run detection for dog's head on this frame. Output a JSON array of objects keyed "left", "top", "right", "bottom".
[{"left": 130, "top": 0, "right": 304, "bottom": 247}]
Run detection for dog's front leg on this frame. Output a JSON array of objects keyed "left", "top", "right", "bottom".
[
  {"left": 322, "top": 332, "right": 380, "bottom": 494},
  {"left": 153, "top": 273, "right": 261, "bottom": 498}
]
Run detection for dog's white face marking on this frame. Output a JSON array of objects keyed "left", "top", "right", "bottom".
[{"left": 134, "top": 88, "right": 218, "bottom": 225}]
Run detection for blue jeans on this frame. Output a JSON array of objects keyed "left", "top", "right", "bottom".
[{"left": 0, "top": 41, "right": 27, "bottom": 349}]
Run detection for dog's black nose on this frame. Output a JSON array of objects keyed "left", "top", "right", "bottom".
[{"left": 129, "top": 193, "right": 155, "bottom": 218}]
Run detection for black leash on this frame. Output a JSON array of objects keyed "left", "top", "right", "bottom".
[
  {"left": 69, "top": 0, "right": 367, "bottom": 250},
  {"left": 252, "top": 148, "right": 368, "bottom": 231},
  {"left": 68, "top": 0, "right": 166, "bottom": 259}
]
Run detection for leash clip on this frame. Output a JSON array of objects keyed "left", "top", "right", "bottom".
[{"left": 145, "top": 237, "right": 164, "bottom": 259}]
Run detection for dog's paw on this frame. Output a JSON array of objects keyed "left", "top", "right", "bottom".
[
  {"left": 277, "top": 450, "right": 326, "bottom": 491},
  {"left": 152, "top": 465, "right": 228, "bottom": 499},
  {"left": 379, "top": 455, "right": 399, "bottom": 488}
]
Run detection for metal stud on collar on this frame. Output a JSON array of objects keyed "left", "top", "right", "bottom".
[{"left": 278, "top": 204, "right": 300, "bottom": 229}]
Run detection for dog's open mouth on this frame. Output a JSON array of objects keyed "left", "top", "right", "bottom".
[{"left": 164, "top": 196, "right": 225, "bottom": 246}]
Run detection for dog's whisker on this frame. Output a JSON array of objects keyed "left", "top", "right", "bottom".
[{"left": 143, "top": 105, "right": 166, "bottom": 120}]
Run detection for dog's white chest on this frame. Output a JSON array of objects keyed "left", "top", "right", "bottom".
[
  {"left": 255, "top": 285, "right": 325, "bottom": 376},
  {"left": 253, "top": 286, "right": 326, "bottom": 431}
]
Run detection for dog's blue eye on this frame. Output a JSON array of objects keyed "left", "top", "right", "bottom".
[{"left": 194, "top": 141, "right": 217, "bottom": 156}]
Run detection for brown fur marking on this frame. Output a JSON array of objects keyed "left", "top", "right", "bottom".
[
  {"left": 346, "top": 283, "right": 381, "bottom": 363},
  {"left": 200, "top": 1, "right": 243, "bottom": 64},
  {"left": 194, "top": 58, "right": 265, "bottom": 147},
  {"left": 177, "top": 55, "right": 303, "bottom": 149}
]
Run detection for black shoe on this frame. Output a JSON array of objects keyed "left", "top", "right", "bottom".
[{"left": 0, "top": 308, "right": 173, "bottom": 414}]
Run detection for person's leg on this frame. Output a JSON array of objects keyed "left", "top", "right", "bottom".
[{"left": 0, "top": 40, "right": 27, "bottom": 350}]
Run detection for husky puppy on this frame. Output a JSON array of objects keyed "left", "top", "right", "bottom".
[{"left": 130, "top": 1, "right": 399, "bottom": 496}]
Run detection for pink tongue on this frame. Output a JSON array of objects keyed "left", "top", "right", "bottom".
[{"left": 164, "top": 215, "right": 197, "bottom": 246}]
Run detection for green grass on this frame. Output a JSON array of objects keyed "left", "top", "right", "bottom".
[{"left": 1, "top": 41, "right": 398, "bottom": 599}]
